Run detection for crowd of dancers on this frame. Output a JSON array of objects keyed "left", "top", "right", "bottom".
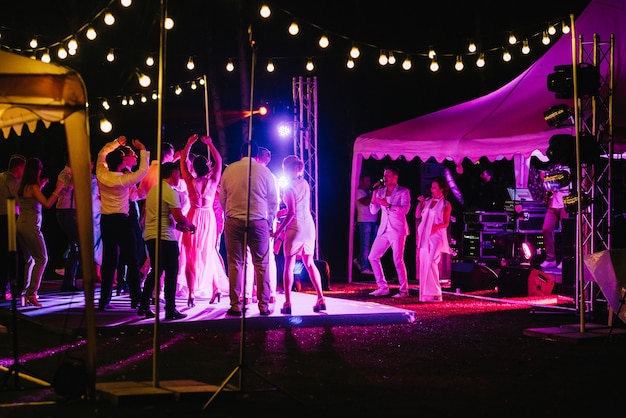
[{"left": 0, "top": 134, "right": 326, "bottom": 319}]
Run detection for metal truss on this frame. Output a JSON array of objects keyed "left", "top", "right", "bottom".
[
  {"left": 576, "top": 34, "right": 614, "bottom": 313},
  {"left": 292, "top": 76, "right": 320, "bottom": 259}
]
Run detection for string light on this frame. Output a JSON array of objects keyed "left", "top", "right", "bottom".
[
  {"left": 259, "top": 3, "right": 271, "bottom": 18},
  {"left": 547, "top": 24, "right": 556, "bottom": 35},
  {"left": 318, "top": 34, "right": 329, "bottom": 49},
  {"left": 106, "top": 49, "right": 115, "bottom": 62},
  {"left": 29, "top": 37, "right": 38, "bottom": 48},
  {"left": 378, "top": 50, "right": 388, "bottom": 66},
  {"left": 102, "top": 99, "right": 110, "bottom": 110},
  {"left": 174, "top": 85, "right": 182, "bottom": 95},
  {"left": 388, "top": 52, "right": 396, "bottom": 65},
  {"left": 561, "top": 21, "right": 570, "bottom": 34},
  {"left": 521, "top": 39, "right": 531, "bottom": 55},
  {"left": 104, "top": 12, "right": 115, "bottom": 26},
  {"left": 85, "top": 27, "right": 97, "bottom": 40},
  {"left": 57, "top": 46, "right": 68, "bottom": 59},
  {"left": 508, "top": 32, "right": 517, "bottom": 45},
  {"left": 186, "top": 56, "right": 195, "bottom": 70},
  {"left": 226, "top": 58, "right": 234, "bottom": 72},
  {"left": 120, "top": 0, "right": 132, "bottom": 7},
  {"left": 476, "top": 52, "right": 485, "bottom": 68},
  {"left": 502, "top": 48, "right": 512, "bottom": 62},
  {"left": 145, "top": 55, "right": 154, "bottom": 66},
  {"left": 402, "top": 56, "right": 412, "bottom": 71},
  {"left": 305, "top": 58, "right": 314, "bottom": 71},
  {"left": 468, "top": 40, "right": 477, "bottom": 53},
  {"left": 266, "top": 59, "right": 275, "bottom": 72},
  {"left": 165, "top": 17, "right": 174, "bottom": 30},
  {"left": 100, "top": 116, "right": 112, "bottom": 133},
  {"left": 428, "top": 47, "right": 436, "bottom": 59},
  {"left": 140, "top": 94, "right": 147, "bottom": 102},
  {"left": 350, "top": 44, "right": 360, "bottom": 59},
  {"left": 542, "top": 30, "right": 551, "bottom": 45},
  {"left": 346, "top": 57, "right": 355, "bottom": 69},
  {"left": 41, "top": 49, "right": 51, "bottom": 63},
  {"left": 190, "top": 82, "right": 197, "bottom": 90},
  {"left": 429, "top": 57, "right": 439, "bottom": 72},
  {"left": 288, "top": 21, "right": 299, "bottom": 36},
  {"left": 455, "top": 55, "right": 464, "bottom": 71},
  {"left": 137, "top": 71, "right": 151, "bottom": 87}
]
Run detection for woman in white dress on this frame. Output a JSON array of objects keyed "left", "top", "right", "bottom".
[
  {"left": 415, "top": 176, "right": 451, "bottom": 302},
  {"left": 273, "top": 155, "right": 325, "bottom": 314}
]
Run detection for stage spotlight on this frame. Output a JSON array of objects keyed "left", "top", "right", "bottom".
[
  {"left": 543, "top": 104, "right": 573, "bottom": 128},
  {"left": 546, "top": 134, "right": 602, "bottom": 166},
  {"left": 564, "top": 192, "right": 592, "bottom": 214},
  {"left": 520, "top": 242, "right": 533, "bottom": 261},
  {"left": 547, "top": 63, "right": 600, "bottom": 99}
]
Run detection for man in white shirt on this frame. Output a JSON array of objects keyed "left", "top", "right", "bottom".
[
  {"left": 220, "top": 142, "right": 278, "bottom": 316},
  {"left": 96, "top": 136, "right": 149, "bottom": 311}
]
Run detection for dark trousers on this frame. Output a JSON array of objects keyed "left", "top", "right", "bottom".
[
  {"left": 0, "top": 214, "right": 24, "bottom": 297},
  {"left": 100, "top": 214, "right": 141, "bottom": 308},
  {"left": 140, "top": 239, "right": 180, "bottom": 314},
  {"left": 56, "top": 209, "right": 79, "bottom": 289}
]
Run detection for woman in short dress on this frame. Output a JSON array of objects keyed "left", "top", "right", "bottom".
[{"left": 273, "top": 155, "right": 325, "bottom": 314}]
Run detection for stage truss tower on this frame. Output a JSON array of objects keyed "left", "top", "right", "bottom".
[
  {"left": 292, "top": 76, "right": 320, "bottom": 259},
  {"left": 576, "top": 33, "right": 614, "bottom": 314}
]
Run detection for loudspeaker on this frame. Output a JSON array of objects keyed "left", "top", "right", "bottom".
[
  {"left": 451, "top": 263, "right": 497, "bottom": 292},
  {"left": 498, "top": 266, "right": 532, "bottom": 297},
  {"left": 561, "top": 256, "right": 575, "bottom": 286},
  {"left": 527, "top": 269, "right": 555, "bottom": 296}
]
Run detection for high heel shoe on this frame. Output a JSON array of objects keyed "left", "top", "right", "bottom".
[
  {"left": 209, "top": 292, "right": 221, "bottom": 304},
  {"left": 25, "top": 295, "right": 42, "bottom": 307},
  {"left": 280, "top": 302, "right": 292, "bottom": 315},
  {"left": 313, "top": 299, "right": 326, "bottom": 312},
  {"left": 187, "top": 297, "right": 195, "bottom": 307}
]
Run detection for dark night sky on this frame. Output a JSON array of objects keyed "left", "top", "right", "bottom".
[{"left": 0, "top": 0, "right": 591, "bottom": 276}]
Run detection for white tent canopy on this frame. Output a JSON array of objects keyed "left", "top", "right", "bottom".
[
  {"left": 348, "top": 0, "right": 626, "bottom": 281},
  {"left": 0, "top": 49, "right": 96, "bottom": 397}
]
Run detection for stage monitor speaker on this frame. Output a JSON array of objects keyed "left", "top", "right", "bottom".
[
  {"left": 498, "top": 266, "right": 532, "bottom": 297},
  {"left": 451, "top": 262, "right": 497, "bottom": 292},
  {"left": 527, "top": 269, "right": 555, "bottom": 296}
]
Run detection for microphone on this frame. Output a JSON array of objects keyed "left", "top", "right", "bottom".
[{"left": 372, "top": 178, "right": 385, "bottom": 190}]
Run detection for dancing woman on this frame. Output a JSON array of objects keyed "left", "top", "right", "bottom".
[
  {"left": 16, "top": 158, "right": 64, "bottom": 307},
  {"left": 273, "top": 155, "right": 325, "bottom": 314},
  {"left": 180, "top": 134, "right": 227, "bottom": 306},
  {"left": 415, "top": 176, "right": 452, "bottom": 302}
]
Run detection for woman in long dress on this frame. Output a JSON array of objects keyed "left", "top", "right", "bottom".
[
  {"left": 273, "top": 155, "right": 325, "bottom": 314},
  {"left": 415, "top": 176, "right": 452, "bottom": 302},
  {"left": 16, "top": 158, "right": 64, "bottom": 307},
  {"left": 180, "top": 134, "right": 227, "bottom": 306}
]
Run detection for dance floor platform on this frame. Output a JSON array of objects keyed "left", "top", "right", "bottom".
[{"left": 0, "top": 282, "right": 418, "bottom": 336}]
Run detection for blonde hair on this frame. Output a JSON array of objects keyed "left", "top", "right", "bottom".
[{"left": 282, "top": 155, "right": 304, "bottom": 177}]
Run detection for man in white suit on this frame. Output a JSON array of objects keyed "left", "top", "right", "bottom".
[{"left": 368, "top": 166, "right": 411, "bottom": 298}]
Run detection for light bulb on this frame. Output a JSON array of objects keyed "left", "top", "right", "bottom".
[
  {"left": 318, "top": 34, "right": 329, "bottom": 49},
  {"left": 120, "top": 0, "right": 132, "bottom": 7},
  {"left": 226, "top": 59, "right": 234, "bottom": 72},
  {"left": 102, "top": 99, "right": 110, "bottom": 110},
  {"left": 562, "top": 22, "right": 570, "bottom": 34},
  {"left": 468, "top": 41, "right": 477, "bottom": 53},
  {"left": 29, "top": 38, "right": 38, "bottom": 48},
  {"left": 165, "top": 17, "right": 174, "bottom": 30},
  {"left": 67, "top": 38, "right": 78, "bottom": 51},
  {"left": 266, "top": 60, "right": 275, "bottom": 72},
  {"left": 140, "top": 95, "right": 147, "bottom": 103},
  {"left": 508, "top": 33, "right": 517, "bottom": 45},
  {"left": 402, "top": 57, "right": 412, "bottom": 70},
  {"left": 288, "top": 22, "right": 299, "bottom": 36},
  {"left": 429, "top": 58, "right": 439, "bottom": 72},
  {"left": 41, "top": 50, "right": 51, "bottom": 63},
  {"left": 138, "top": 72, "right": 151, "bottom": 87},
  {"left": 454, "top": 56, "right": 464, "bottom": 71},
  {"left": 542, "top": 31, "right": 551, "bottom": 45},
  {"left": 86, "top": 27, "right": 97, "bottom": 40},
  {"left": 104, "top": 12, "right": 115, "bottom": 26},
  {"left": 305, "top": 59, "right": 314, "bottom": 72},
  {"left": 502, "top": 49, "right": 512, "bottom": 62},
  {"left": 378, "top": 51, "right": 388, "bottom": 66},
  {"left": 521, "top": 39, "right": 530, "bottom": 55},
  {"left": 346, "top": 58, "right": 355, "bottom": 69},
  {"left": 428, "top": 48, "right": 436, "bottom": 59},
  {"left": 547, "top": 24, "right": 556, "bottom": 35},
  {"left": 350, "top": 45, "right": 360, "bottom": 59},
  {"left": 57, "top": 47, "right": 68, "bottom": 59},
  {"left": 175, "top": 85, "right": 182, "bottom": 95},
  {"left": 186, "top": 57, "right": 195, "bottom": 70},
  {"left": 106, "top": 49, "right": 115, "bottom": 62},
  {"left": 145, "top": 55, "right": 154, "bottom": 66},
  {"left": 100, "top": 117, "right": 112, "bottom": 133},
  {"left": 476, "top": 52, "right": 485, "bottom": 68},
  {"left": 388, "top": 52, "right": 396, "bottom": 65},
  {"left": 259, "top": 3, "right": 271, "bottom": 18}
]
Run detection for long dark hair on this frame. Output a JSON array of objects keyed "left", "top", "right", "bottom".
[
  {"left": 432, "top": 175, "right": 450, "bottom": 198},
  {"left": 18, "top": 158, "right": 43, "bottom": 197}
]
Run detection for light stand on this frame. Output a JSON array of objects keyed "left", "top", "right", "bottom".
[
  {"left": 0, "top": 198, "right": 48, "bottom": 390},
  {"left": 202, "top": 27, "right": 300, "bottom": 411}
]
